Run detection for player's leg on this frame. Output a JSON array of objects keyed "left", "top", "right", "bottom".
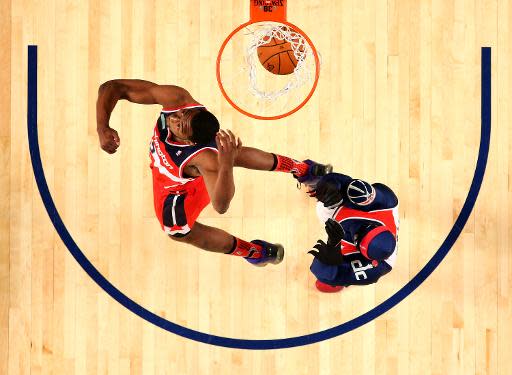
[
  {"left": 159, "top": 179, "right": 283, "bottom": 266},
  {"left": 168, "top": 222, "right": 233, "bottom": 253},
  {"left": 170, "top": 222, "right": 283, "bottom": 266},
  {"left": 234, "top": 146, "right": 332, "bottom": 185},
  {"left": 167, "top": 222, "right": 233, "bottom": 252}
]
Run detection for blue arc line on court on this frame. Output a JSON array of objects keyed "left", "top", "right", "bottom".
[{"left": 27, "top": 45, "right": 491, "bottom": 350}]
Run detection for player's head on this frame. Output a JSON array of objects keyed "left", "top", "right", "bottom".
[
  {"left": 168, "top": 108, "right": 220, "bottom": 145},
  {"left": 189, "top": 110, "right": 220, "bottom": 145},
  {"left": 355, "top": 223, "right": 395, "bottom": 261}
]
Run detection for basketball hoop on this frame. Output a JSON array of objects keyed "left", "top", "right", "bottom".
[{"left": 216, "top": 0, "right": 320, "bottom": 120}]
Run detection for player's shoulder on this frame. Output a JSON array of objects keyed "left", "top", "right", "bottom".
[
  {"left": 150, "top": 84, "right": 200, "bottom": 108},
  {"left": 372, "top": 183, "right": 398, "bottom": 206},
  {"left": 185, "top": 144, "right": 218, "bottom": 170}
]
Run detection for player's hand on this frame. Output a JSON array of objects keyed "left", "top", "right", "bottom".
[
  {"left": 216, "top": 129, "right": 242, "bottom": 167},
  {"left": 325, "top": 218, "right": 345, "bottom": 246},
  {"left": 308, "top": 239, "right": 344, "bottom": 266},
  {"left": 315, "top": 174, "right": 344, "bottom": 208},
  {"left": 98, "top": 127, "right": 120, "bottom": 154}
]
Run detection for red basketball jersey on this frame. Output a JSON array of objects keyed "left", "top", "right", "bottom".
[
  {"left": 149, "top": 104, "right": 217, "bottom": 194},
  {"left": 333, "top": 205, "right": 399, "bottom": 267}
]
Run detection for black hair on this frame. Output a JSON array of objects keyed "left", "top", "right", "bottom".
[{"left": 189, "top": 110, "right": 220, "bottom": 145}]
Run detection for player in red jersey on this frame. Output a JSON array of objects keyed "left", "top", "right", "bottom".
[
  {"left": 96, "top": 79, "right": 331, "bottom": 266},
  {"left": 306, "top": 173, "right": 399, "bottom": 292}
]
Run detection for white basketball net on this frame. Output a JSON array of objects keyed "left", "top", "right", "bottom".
[
  {"left": 245, "top": 24, "right": 315, "bottom": 101},
  {"left": 217, "top": 21, "right": 319, "bottom": 118}
]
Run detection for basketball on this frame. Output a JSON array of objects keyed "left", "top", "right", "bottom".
[{"left": 257, "top": 35, "right": 301, "bottom": 75}]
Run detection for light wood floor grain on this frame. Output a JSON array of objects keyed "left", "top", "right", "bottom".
[{"left": 2, "top": 0, "right": 511, "bottom": 374}]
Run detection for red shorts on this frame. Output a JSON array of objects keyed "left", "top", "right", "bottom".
[{"left": 153, "top": 177, "right": 211, "bottom": 237}]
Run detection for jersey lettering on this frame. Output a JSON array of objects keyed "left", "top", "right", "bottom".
[
  {"left": 149, "top": 104, "right": 219, "bottom": 194},
  {"left": 151, "top": 137, "right": 173, "bottom": 170},
  {"left": 350, "top": 259, "right": 374, "bottom": 280}
]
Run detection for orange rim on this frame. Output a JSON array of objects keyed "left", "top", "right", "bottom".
[{"left": 216, "top": 20, "right": 320, "bottom": 121}]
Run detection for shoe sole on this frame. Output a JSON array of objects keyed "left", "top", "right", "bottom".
[
  {"left": 252, "top": 243, "right": 285, "bottom": 267},
  {"left": 300, "top": 163, "right": 333, "bottom": 188},
  {"left": 315, "top": 163, "right": 333, "bottom": 177}
]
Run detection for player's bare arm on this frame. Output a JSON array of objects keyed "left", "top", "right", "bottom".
[
  {"left": 96, "top": 79, "right": 198, "bottom": 153},
  {"left": 189, "top": 129, "right": 242, "bottom": 214}
]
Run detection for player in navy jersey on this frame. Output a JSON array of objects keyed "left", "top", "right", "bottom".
[
  {"left": 306, "top": 173, "right": 399, "bottom": 292},
  {"left": 96, "top": 79, "right": 331, "bottom": 266}
]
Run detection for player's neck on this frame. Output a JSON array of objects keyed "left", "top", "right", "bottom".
[{"left": 170, "top": 130, "right": 194, "bottom": 145}]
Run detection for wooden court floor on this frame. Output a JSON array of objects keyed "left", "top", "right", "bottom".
[{"left": 1, "top": 0, "right": 511, "bottom": 374}]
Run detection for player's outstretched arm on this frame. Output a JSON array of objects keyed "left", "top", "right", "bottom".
[
  {"left": 96, "top": 79, "right": 198, "bottom": 153},
  {"left": 233, "top": 146, "right": 275, "bottom": 170},
  {"left": 192, "top": 130, "right": 242, "bottom": 214}
]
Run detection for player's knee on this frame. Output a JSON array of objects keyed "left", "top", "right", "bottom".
[
  {"left": 167, "top": 224, "right": 201, "bottom": 244},
  {"left": 212, "top": 201, "right": 230, "bottom": 215},
  {"left": 168, "top": 231, "right": 193, "bottom": 243}
]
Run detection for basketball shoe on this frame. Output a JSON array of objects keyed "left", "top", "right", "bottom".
[
  {"left": 294, "top": 159, "right": 333, "bottom": 188},
  {"left": 315, "top": 279, "right": 344, "bottom": 293},
  {"left": 245, "top": 240, "right": 284, "bottom": 267}
]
